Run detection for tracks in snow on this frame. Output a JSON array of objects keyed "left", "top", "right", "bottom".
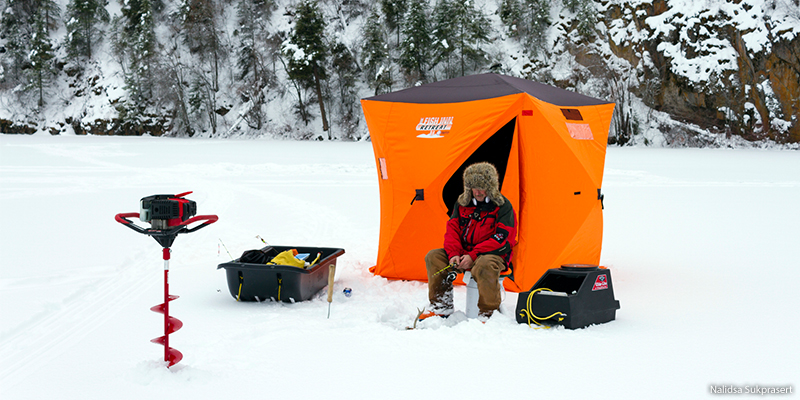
[{"left": 0, "top": 254, "right": 156, "bottom": 389}]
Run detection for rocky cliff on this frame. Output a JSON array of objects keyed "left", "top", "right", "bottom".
[{"left": 601, "top": 0, "right": 799, "bottom": 144}]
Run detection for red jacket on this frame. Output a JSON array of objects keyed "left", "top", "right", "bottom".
[{"left": 443, "top": 195, "right": 517, "bottom": 267}]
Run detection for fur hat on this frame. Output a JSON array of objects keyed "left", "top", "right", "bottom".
[{"left": 457, "top": 162, "right": 505, "bottom": 206}]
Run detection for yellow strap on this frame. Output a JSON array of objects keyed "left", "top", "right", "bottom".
[
  {"left": 237, "top": 275, "right": 243, "bottom": 302},
  {"left": 519, "top": 288, "right": 566, "bottom": 329}
]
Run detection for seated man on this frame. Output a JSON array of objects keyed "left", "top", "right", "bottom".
[{"left": 423, "top": 162, "right": 517, "bottom": 320}]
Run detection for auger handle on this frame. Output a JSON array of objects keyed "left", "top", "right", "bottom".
[
  {"left": 182, "top": 214, "right": 219, "bottom": 233},
  {"left": 115, "top": 212, "right": 148, "bottom": 234},
  {"left": 115, "top": 213, "right": 218, "bottom": 236}
]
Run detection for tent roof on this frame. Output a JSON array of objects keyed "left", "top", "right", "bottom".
[{"left": 363, "top": 73, "right": 612, "bottom": 107}]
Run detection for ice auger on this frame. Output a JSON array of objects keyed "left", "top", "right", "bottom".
[{"left": 115, "top": 191, "right": 218, "bottom": 367}]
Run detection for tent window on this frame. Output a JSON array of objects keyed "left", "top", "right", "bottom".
[
  {"left": 442, "top": 118, "right": 516, "bottom": 216},
  {"left": 566, "top": 123, "right": 593, "bottom": 140}
]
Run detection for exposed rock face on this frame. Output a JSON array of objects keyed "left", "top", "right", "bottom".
[
  {"left": 602, "top": 0, "right": 800, "bottom": 143},
  {"left": 69, "top": 117, "right": 170, "bottom": 136},
  {"left": 0, "top": 119, "right": 37, "bottom": 134}
]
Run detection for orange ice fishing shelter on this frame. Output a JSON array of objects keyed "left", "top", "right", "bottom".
[{"left": 361, "top": 73, "right": 615, "bottom": 292}]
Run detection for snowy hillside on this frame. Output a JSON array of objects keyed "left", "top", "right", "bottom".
[
  {"left": 1, "top": 135, "right": 798, "bottom": 399},
  {"left": 1, "top": 0, "right": 798, "bottom": 146}
]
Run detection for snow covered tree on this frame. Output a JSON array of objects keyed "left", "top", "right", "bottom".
[
  {"left": 181, "top": 0, "right": 224, "bottom": 91},
  {"left": 28, "top": 13, "right": 56, "bottom": 108},
  {"left": 563, "top": 0, "right": 581, "bottom": 13},
  {"left": 499, "top": 0, "right": 550, "bottom": 55},
  {"left": 235, "top": 0, "right": 276, "bottom": 130},
  {"left": 432, "top": 0, "right": 490, "bottom": 78},
  {"left": 0, "top": 0, "right": 60, "bottom": 89},
  {"left": 574, "top": 0, "right": 597, "bottom": 40},
  {"left": 523, "top": 0, "right": 550, "bottom": 53},
  {"left": 330, "top": 41, "right": 360, "bottom": 138},
  {"left": 561, "top": 0, "right": 596, "bottom": 40},
  {"left": 178, "top": 0, "right": 227, "bottom": 135},
  {"left": 236, "top": 0, "right": 274, "bottom": 82},
  {"left": 398, "top": 0, "right": 432, "bottom": 84},
  {"left": 112, "top": 0, "right": 163, "bottom": 125},
  {"left": 65, "top": 0, "right": 110, "bottom": 61},
  {"left": 188, "top": 73, "right": 218, "bottom": 135},
  {"left": 1, "top": 4, "right": 28, "bottom": 88},
  {"left": 380, "top": 0, "right": 406, "bottom": 44},
  {"left": 360, "top": 10, "right": 393, "bottom": 95},
  {"left": 498, "top": 0, "right": 524, "bottom": 40},
  {"left": 40, "top": 0, "right": 62, "bottom": 29},
  {"left": 284, "top": 0, "right": 329, "bottom": 133}
]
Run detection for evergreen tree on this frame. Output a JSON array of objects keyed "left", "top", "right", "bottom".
[
  {"left": 181, "top": 0, "right": 223, "bottom": 91},
  {"left": 330, "top": 41, "right": 360, "bottom": 138},
  {"left": 187, "top": 73, "right": 217, "bottom": 135},
  {"left": 498, "top": 0, "right": 550, "bottom": 55},
  {"left": 235, "top": 0, "right": 275, "bottom": 130},
  {"left": 1, "top": 2, "right": 28, "bottom": 88},
  {"left": 28, "top": 12, "right": 56, "bottom": 108},
  {"left": 65, "top": 0, "right": 110, "bottom": 61},
  {"left": 284, "top": 0, "right": 329, "bottom": 133},
  {"left": 574, "top": 0, "right": 597, "bottom": 40},
  {"left": 113, "top": 0, "right": 159, "bottom": 119},
  {"left": 432, "top": 0, "right": 490, "bottom": 78},
  {"left": 563, "top": 0, "right": 581, "bottom": 13},
  {"left": 236, "top": 0, "right": 274, "bottom": 82},
  {"left": 179, "top": 0, "right": 226, "bottom": 135},
  {"left": 498, "top": 0, "right": 524, "bottom": 40},
  {"left": 0, "top": 0, "right": 60, "bottom": 89},
  {"left": 398, "top": 0, "right": 432, "bottom": 83},
  {"left": 360, "top": 11, "right": 392, "bottom": 95},
  {"left": 380, "top": 0, "right": 407, "bottom": 44},
  {"left": 523, "top": 0, "right": 550, "bottom": 53}
]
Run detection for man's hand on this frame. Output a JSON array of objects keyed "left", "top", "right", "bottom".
[
  {"left": 457, "top": 254, "right": 473, "bottom": 270},
  {"left": 449, "top": 255, "right": 462, "bottom": 267}
]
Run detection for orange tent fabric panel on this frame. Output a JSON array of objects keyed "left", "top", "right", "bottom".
[
  {"left": 510, "top": 97, "right": 614, "bottom": 291},
  {"left": 363, "top": 95, "right": 522, "bottom": 281}
]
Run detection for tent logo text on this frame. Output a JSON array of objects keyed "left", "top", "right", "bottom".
[{"left": 416, "top": 116, "right": 453, "bottom": 138}]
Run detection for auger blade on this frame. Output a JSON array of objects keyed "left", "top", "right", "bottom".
[
  {"left": 150, "top": 286, "right": 183, "bottom": 367},
  {"left": 150, "top": 295, "right": 180, "bottom": 314},
  {"left": 166, "top": 316, "right": 183, "bottom": 334},
  {"left": 166, "top": 347, "right": 183, "bottom": 367},
  {"left": 150, "top": 337, "right": 184, "bottom": 367}
]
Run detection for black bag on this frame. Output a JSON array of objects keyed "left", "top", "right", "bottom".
[{"left": 239, "top": 249, "right": 268, "bottom": 264}]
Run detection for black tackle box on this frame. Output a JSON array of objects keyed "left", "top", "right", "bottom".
[{"left": 516, "top": 264, "right": 620, "bottom": 329}]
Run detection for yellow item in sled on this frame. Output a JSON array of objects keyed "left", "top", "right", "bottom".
[
  {"left": 308, "top": 252, "right": 321, "bottom": 267},
  {"left": 267, "top": 249, "right": 306, "bottom": 268}
]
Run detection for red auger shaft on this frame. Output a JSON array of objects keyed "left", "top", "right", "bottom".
[{"left": 150, "top": 247, "right": 183, "bottom": 367}]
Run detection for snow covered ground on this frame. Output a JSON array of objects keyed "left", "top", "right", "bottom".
[{"left": 0, "top": 135, "right": 797, "bottom": 399}]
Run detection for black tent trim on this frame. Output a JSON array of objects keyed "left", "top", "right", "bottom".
[{"left": 364, "top": 73, "right": 612, "bottom": 107}]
